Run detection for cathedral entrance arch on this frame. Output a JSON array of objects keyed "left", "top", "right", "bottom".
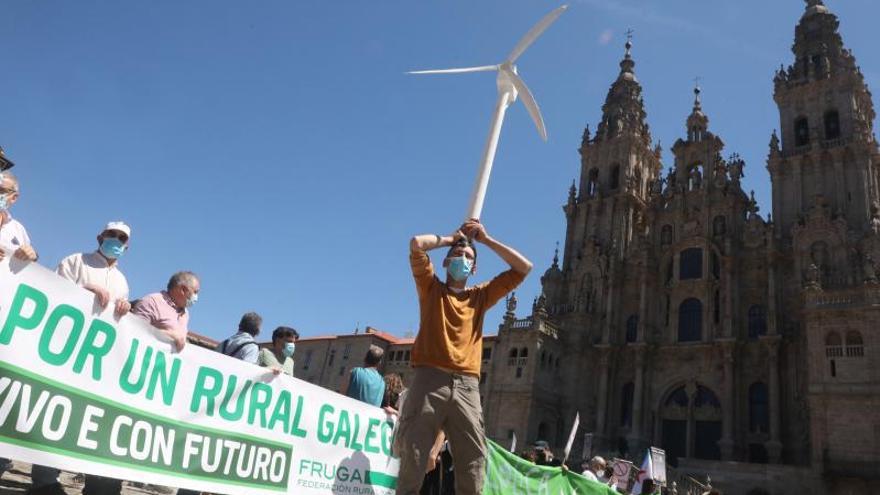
[{"left": 659, "top": 383, "right": 723, "bottom": 463}]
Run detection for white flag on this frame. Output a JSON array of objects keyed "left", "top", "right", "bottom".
[
  {"left": 632, "top": 449, "right": 653, "bottom": 494},
  {"left": 510, "top": 431, "right": 517, "bottom": 453},
  {"left": 562, "top": 412, "right": 580, "bottom": 463}
]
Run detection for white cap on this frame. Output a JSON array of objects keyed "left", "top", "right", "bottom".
[{"left": 102, "top": 221, "right": 131, "bottom": 238}]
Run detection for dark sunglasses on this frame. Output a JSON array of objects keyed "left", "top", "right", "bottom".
[{"left": 103, "top": 231, "right": 129, "bottom": 244}]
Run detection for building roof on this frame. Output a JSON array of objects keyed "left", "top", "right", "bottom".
[{"left": 186, "top": 330, "right": 219, "bottom": 348}]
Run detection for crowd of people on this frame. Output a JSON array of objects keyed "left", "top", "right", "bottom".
[
  {"left": 0, "top": 163, "right": 674, "bottom": 494},
  {"left": 0, "top": 168, "right": 305, "bottom": 494}
]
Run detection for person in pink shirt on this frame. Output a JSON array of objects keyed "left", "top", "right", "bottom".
[{"left": 132, "top": 271, "right": 200, "bottom": 351}]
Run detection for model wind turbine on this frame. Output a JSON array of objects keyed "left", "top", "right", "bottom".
[{"left": 408, "top": 5, "right": 568, "bottom": 221}]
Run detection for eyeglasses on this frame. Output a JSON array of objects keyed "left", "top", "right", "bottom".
[{"left": 103, "top": 231, "right": 129, "bottom": 243}]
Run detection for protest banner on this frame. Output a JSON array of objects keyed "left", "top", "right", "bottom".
[
  {"left": 0, "top": 256, "right": 399, "bottom": 494},
  {"left": 484, "top": 440, "right": 617, "bottom": 495}
]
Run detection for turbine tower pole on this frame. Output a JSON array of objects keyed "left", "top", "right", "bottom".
[{"left": 466, "top": 88, "right": 514, "bottom": 221}]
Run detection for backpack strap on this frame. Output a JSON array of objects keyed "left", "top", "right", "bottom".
[{"left": 224, "top": 340, "right": 258, "bottom": 358}]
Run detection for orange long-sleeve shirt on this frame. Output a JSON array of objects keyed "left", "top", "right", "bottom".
[{"left": 410, "top": 249, "right": 525, "bottom": 376}]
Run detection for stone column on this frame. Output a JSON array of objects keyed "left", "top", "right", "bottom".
[
  {"left": 637, "top": 259, "right": 649, "bottom": 342},
  {"left": 717, "top": 339, "right": 736, "bottom": 460},
  {"left": 595, "top": 346, "right": 612, "bottom": 446},
  {"left": 628, "top": 344, "right": 647, "bottom": 454},
  {"left": 602, "top": 265, "right": 615, "bottom": 344},
  {"left": 793, "top": 164, "right": 803, "bottom": 217},
  {"left": 722, "top": 250, "right": 734, "bottom": 339},
  {"left": 761, "top": 335, "right": 783, "bottom": 463},
  {"left": 833, "top": 157, "right": 845, "bottom": 215},
  {"left": 767, "top": 240, "right": 779, "bottom": 336}
]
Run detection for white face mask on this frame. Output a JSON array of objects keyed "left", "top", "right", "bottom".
[{"left": 186, "top": 292, "right": 198, "bottom": 307}]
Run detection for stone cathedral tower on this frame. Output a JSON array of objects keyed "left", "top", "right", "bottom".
[{"left": 484, "top": 1, "right": 880, "bottom": 493}]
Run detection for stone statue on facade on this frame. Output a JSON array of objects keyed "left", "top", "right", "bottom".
[
  {"left": 863, "top": 254, "right": 878, "bottom": 284},
  {"left": 805, "top": 262, "right": 822, "bottom": 290}
]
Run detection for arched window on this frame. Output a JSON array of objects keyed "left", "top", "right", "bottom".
[
  {"left": 824, "top": 110, "right": 841, "bottom": 140},
  {"left": 845, "top": 331, "right": 864, "bottom": 358},
  {"left": 610, "top": 164, "right": 621, "bottom": 190},
  {"left": 678, "top": 298, "right": 703, "bottom": 342},
  {"left": 540, "top": 351, "right": 546, "bottom": 368},
  {"left": 620, "top": 382, "right": 634, "bottom": 428},
  {"left": 520, "top": 348, "right": 529, "bottom": 360},
  {"left": 713, "top": 290, "right": 721, "bottom": 324},
  {"left": 748, "top": 382, "right": 769, "bottom": 434},
  {"left": 795, "top": 116, "right": 810, "bottom": 147},
  {"left": 680, "top": 248, "right": 703, "bottom": 280},
  {"left": 625, "top": 315, "right": 638, "bottom": 343},
  {"left": 748, "top": 305, "right": 767, "bottom": 339},
  {"left": 587, "top": 168, "right": 599, "bottom": 197},
  {"left": 713, "top": 215, "right": 726, "bottom": 236},
  {"left": 825, "top": 332, "right": 843, "bottom": 358},
  {"left": 661, "top": 225, "right": 673, "bottom": 246},
  {"left": 687, "top": 164, "right": 704, "bottom": 191},
  {"left": 711, "top": 251, "right": 720, "bottom": 279}
]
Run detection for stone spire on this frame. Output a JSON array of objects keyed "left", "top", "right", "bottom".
[
  {"left": 0, "top": 146, "right": 14, "bottom": 171},
  {"left": 552, "top": 241, "right": 560, "bottom": 269},
  {"left": 777, "top": 0, "right": 859, "bottom": 85},
  {"left": 594, "top": 33, "right": 651, "bottom": 145},
  {"left": 686, "top": 80, "right": 709, "bottom": 137}
]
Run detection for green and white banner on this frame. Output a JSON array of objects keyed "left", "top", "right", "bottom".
[
  {"left": 485, "top": 440, "right": 617, "bottom": 495},
  {"left": 0, "top": 256, "right": 399, "bottom": 494}
]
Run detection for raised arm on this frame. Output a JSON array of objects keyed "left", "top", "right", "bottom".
[
  {"left": 464, "top": 220, "right": 532, "bottom": 275},
  {"left": 409, "top": 232, "right": 461, "bottom": 253}
]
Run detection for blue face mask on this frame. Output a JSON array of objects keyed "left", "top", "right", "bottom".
[
  {"left": 0, "top": 194, "right": 9, "bottom": 212},
  {"left": 99, "top": 238, "right": 126, "bottom": 259},
  {"left": 186, "top": 292, "right": 198, "bottom": 308},
  {"left": 447, "top": 255, "right": 473, "bottom": 282},
  {"left": 283, "top": 342, "right": 296, "bottom": 358}
]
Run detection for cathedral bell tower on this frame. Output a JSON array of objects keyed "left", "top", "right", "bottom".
[
  {"left": 768, "top": 0, "right": 880, "bottom": 238},
  {"left": 565, "top": 37, "right": 661, "bottom": 273}
]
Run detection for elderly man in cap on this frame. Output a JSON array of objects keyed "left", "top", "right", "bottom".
[
  {"left": 26, "top": 222, "right": 134, "bottom": 494},
  {"left": 0, "top": 170, "right": 38, "bottom": 263},
  {"left": 56, "top": 221, "right": 132, "bottom": 317}
]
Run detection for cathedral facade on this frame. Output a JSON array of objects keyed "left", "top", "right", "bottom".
[{"left": 482, "top": 1, "right": 880, "bottom": 492}]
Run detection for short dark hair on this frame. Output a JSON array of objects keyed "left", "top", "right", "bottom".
[
  {"left": 167, "top": 271, "right": 198, "bottom": 292},
  {"left": 272, "top": 326, "right": 299, "bottom": 343},
  {"left": 364, "top": 345, "right": 384, "bottom": 366},
  {"left": 445, "top": 237, "right": 478, "bottom": 263},
  {"left": 238, "top": 312, "right": 262, "bottom": 336}
]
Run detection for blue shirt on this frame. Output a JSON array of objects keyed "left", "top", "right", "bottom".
[
  {"left": 218, "top": 332, "right": 260, "bottom": 364},
  {"left": 346, "top": 367, "right": 385, "bottom": 407}
]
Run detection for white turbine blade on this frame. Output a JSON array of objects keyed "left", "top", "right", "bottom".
[
  {"left": 407, "top": 65, "right": 499, "bottom": 75},
  {"left": 507, "top": 5, "right": 568, "bottom": 64},
  {"left": 507, "top": 69, "right": 547, "bottom": 141}
]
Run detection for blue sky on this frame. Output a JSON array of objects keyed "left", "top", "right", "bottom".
[{"left": 2, "top": 1, "right": 878, "bottom": 342}]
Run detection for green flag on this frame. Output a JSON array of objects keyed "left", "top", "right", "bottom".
[{"left": 484, "top": 440, "right": 618, "bottom": 494}]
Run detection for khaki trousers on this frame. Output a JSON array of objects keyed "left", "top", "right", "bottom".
[{"left": 394, "top": 367, "right": 486, "bottom": 495}]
